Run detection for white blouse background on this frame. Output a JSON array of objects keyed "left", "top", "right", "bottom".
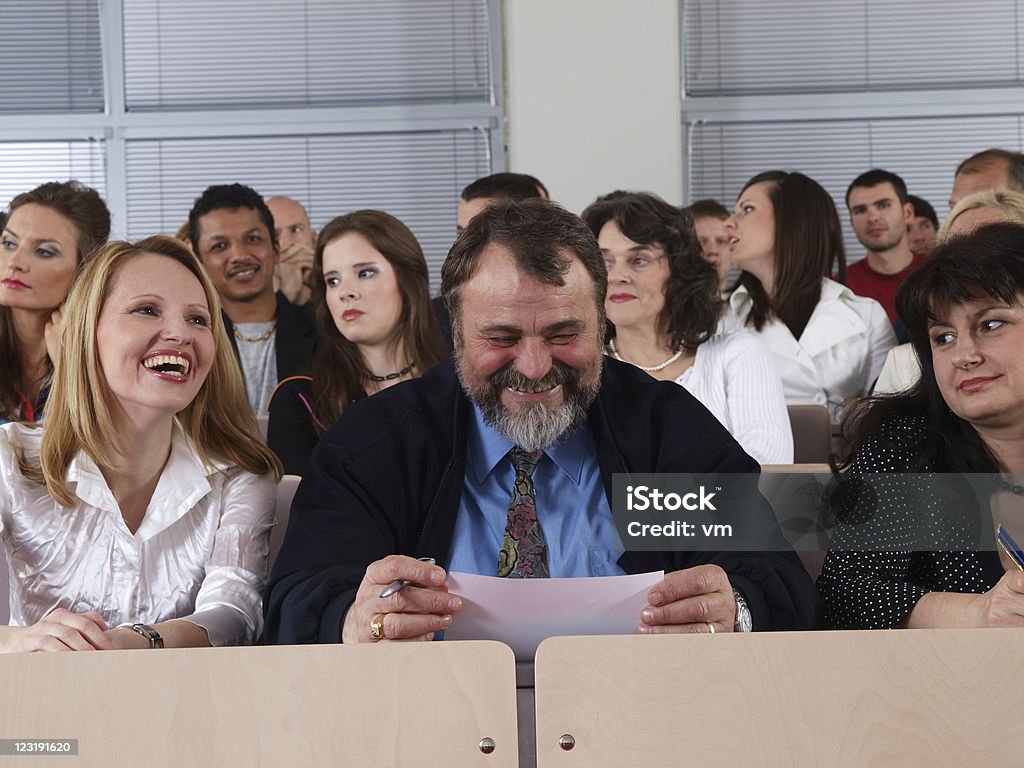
[{"left": 0, "top": 421, "right": 275, "bottom": 646}]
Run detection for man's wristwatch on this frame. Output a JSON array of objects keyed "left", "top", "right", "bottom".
[
  {"left": 732, "top": 588, "right": 753, "bottom": 633},
  {"left": 130, "top": 623, "right": 165, "bottom": 649}
]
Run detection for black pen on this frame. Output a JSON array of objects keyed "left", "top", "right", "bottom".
[{"left": 379, "top": 556, "right": 437, "bottom": 598}]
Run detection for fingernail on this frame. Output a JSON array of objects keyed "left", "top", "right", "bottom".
[
  {"left": 649, "top": 591, "right": 663, "bottom": 605},
  {"left": 448, "top": 597, "right": 462, "bottom": 612},
  {"left": 440, "top": 615, "right": 452, "bottom": 627},
  {"left": 638, "top": 624, "right": 652, "bottom": 634},
  {"left": 431, "top": 570, "right": 444, "bottom": 585},
  {"left": 426, "top": 632, "right": 435, "bottom": 641}
]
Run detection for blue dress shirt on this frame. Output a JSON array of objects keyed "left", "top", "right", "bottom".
[{"left": 447, "top": 405, "right": 625, "bottom": 578}]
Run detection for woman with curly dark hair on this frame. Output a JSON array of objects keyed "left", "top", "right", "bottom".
[
  {"left": 267, "top": 210, "right": 447, "bottom": 474},
  {"left": 819, "top": 222, "right": 1024, "bottom": 629},
  {"left": 582, "top": 191, "right": 792, "bottom": 464}
]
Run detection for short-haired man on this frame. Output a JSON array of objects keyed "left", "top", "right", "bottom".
[
  {"left": 266, "top": 195, "right": 316, "bottom": 307},
  {"left": 264, "top": 199, "right": 818, "bottom": 645},
  {"left": 189, "top": 183, "right": 317, "bottom": 413},
  {"left": 688, "top": 198, "right": 732, "bottom": 293},
  {"left": 949, "top": 148, "right": 1024, "bottom": 209},
  {"left": 456, "top": 172, "right": 545, "bottom": 233},
  {"left": 845, "top": 169, "right": 925, "bottom": 328},
  {"left": 906, "top": 194, "right": 938, "bottom": 254},
  {"left": 433, "top": 172, "right": 551, "bottom": 351}
]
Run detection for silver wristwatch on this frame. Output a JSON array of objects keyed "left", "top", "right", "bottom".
[
  {"left": 732, "top": 588, "right": 752, "bottom": 633},
  {"left": 130, "top": 623, "right": 165, "bottom": 648}
]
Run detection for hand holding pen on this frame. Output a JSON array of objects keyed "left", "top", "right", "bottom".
[
  {"left": 969, "top": 526, "right": 1024, "bottom": 628},
  {"left": 340, "top": 554, "right": 463, "bottom": 644},
  {"left": 380, "top": 556, "right": 437, "bottom": 597},
  {"left": 997, "top": 525, "right": 1024, "bottom": 572}
]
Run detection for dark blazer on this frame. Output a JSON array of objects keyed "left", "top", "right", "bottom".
[
  {"left": 430, "top": 295, "right": 454, "bottom": 356},
  {"left": 264, "top": 359, "right": 820, "bottom": 644},
  {"left": 223, "top": 292, "right": 318, "bottom": 383}
]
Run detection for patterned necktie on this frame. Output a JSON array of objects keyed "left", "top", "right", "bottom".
[{"left": 498, "top": 448, "right": 549, "bottom": 578}]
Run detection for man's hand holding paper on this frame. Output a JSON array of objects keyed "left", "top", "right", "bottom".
[{"left": 639, "top": 564, "right": 737, "bottom": 634}]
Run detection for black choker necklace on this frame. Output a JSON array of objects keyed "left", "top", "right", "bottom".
[
  {"left": 1000, "top": 481, "right": 1024, "bottom": 496},
  {"left": 367, "top": 362, "right": 415, "bottom": 382}
]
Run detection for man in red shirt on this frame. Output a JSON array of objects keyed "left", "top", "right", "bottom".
[{"left": 844, "top": 169, "right": 926, "bottom": 334}]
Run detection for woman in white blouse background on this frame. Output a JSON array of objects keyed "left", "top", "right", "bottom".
[
  {"left": 0, "top": 236, "right": 282, "bottom": 652},
  {"left": 582, "top": 191, "right": 793, "bottom": 465},
  {"left": 721, "top": 171, "right": 896, "bottom": 421}
]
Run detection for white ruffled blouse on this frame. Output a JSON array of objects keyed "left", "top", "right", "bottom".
[
  {"left": 0, "top": 421, "right": 274, "bottom": 645},
  {"left": 721, "top": 278, "right": 897, "bottom": 421}
]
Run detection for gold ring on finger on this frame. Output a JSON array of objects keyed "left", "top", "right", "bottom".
[{"left": 370, "top": 613, "right": 387, "bottom": 640}]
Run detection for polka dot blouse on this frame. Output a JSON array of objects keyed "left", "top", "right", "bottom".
[{"left": 817, "top": 414, "right": 1003, "bottom": 629}]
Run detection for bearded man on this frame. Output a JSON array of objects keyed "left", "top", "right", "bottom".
[{"left": 264, "top": 199, "right": 819, "bottom": 645}]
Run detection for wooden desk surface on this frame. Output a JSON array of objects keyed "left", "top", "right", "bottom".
[
  {"left": 534, "top": 629, "right": 1024, "bottom": 767},
  {"left": 0, "top": 640, "right": 518, "bottom": 768}
]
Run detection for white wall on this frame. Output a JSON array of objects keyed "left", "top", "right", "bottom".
[{"left": 504, "top": 0, "right": 683, "bottom": 214}]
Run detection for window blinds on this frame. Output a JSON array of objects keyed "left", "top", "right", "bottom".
[
  {"left": 0, "top": 141, "right": 107, "bottom": 208},
  {"left": 124, "top": 130, "right": 491, "bottom": 291},
  {"left": 0, "top": 1, "right": 103, "bottom": 113},
  {"left": 123, "top": 0, "right": 493, "bottom": 111},
  {"left": 684, "top": 0, "right": 1024, "bottom": 96}
]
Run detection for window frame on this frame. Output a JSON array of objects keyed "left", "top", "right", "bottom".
[
  {"left": 0, "top": 0, "right": 506, "bottom": 237},
  {"left": 680, "top": 0, "right": 1024, "bottom": 244}
]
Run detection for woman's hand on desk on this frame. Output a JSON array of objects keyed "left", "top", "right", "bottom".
[
  {"left": 638, "top": 564, "right": 736, "bottom": 634},
  {"left": 0, "top": 609, "right": 113, "bottom": 653},
  {"left": 974, "top": 570, "right": 1024, "bottom": 627},
  {"left": 341, "top": 555, "right": 463, "bottom": 644},
  {"left": 907, "top": 571, "right": 1024, "bottom": 628}
]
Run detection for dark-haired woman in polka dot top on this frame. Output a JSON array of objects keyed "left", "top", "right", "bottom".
[{"left": 819, "top": 222, "right": 1024, "bottom": 629}]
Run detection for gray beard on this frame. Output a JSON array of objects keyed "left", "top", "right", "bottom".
[{"left": 456, "top": 356, "right": 602, "bottom": 452}]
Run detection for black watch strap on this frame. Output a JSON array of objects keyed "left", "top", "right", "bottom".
[{"left": 130, "top": 623, "right": 164, "bottom": 649}]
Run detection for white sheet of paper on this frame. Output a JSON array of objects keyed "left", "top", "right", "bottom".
[{"left": 444, "top": 570, "right": 664, "bottom": 661}]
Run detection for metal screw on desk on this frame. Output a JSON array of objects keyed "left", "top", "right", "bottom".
[
  {"left": 559, "top": 734, "right": 576, "bottom": 751},
  {"left": 479, "top": 737, "right": 496, "bottom": 754}
]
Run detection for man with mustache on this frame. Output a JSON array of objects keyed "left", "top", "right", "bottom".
[
  {"left": 188, "top": 183, "right": 317, "bottom": 413},
  {"left": 265, "top": 199, "right": 819, "bottom": 645}
]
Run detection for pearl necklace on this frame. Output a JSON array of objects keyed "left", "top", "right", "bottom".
[
  {"left": 233, "top": 320, "right": 277, "bottom": 343},
  {"left": 607, "top": 338, "right": 683, "bottom": 372}
]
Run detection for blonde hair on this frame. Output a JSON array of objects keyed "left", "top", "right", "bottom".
[
  {"left": 32, "top": 236, "right": 281, "bottom": 506},
  {"left": 938, "top": 189, "right": 1024, "bottom": 242}
]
